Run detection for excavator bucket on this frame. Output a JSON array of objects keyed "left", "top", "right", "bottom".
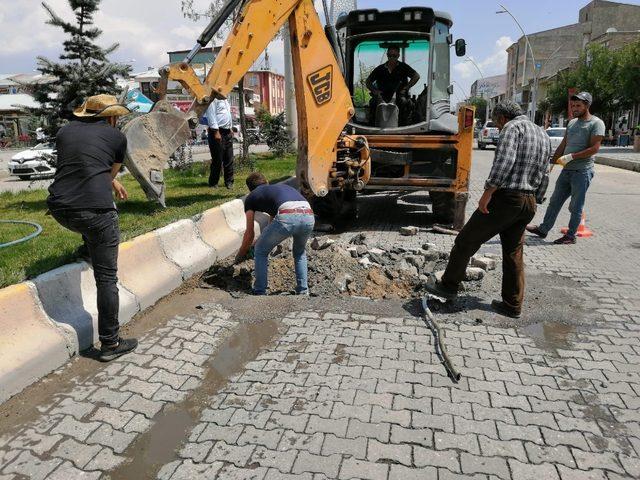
[{"left": 122, "top": 100, "right": 193, "bottom": 207}]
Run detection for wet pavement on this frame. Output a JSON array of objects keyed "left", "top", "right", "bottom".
[{"left": 1, "top": 150, "right": 640, "bottom": 479}]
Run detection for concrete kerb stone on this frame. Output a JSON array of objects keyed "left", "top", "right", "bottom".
[
  {"left": 0, "top": 283, "right": 72, "bottom": 403},
  {"left": 117, "top": 232, "right": 183, "bottom": 311},
  {"left": 32, "top": 262, "right": 139, "bottom": 353},
  {"left": 156, "top": 219, "right": 217, "bottom": 280},
  {"left": 195, "top": 206, "right": 243, "bottom": 260},
  {"left": 221, "top": 199, "right": 246, "bottom": 233},
  {"left": 595, "top": 155, "right": 640, "bottom": 173}
]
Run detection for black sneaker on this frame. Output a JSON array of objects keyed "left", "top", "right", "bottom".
[
  {"left": 491, "top": 300, "right": 521, "bottom": 318},
  {"left": 99, "top": 338, "right": 138, "bottom": 362},
  {"left": 225, "top": 182, "right": 234, "bottom": 189},
  {"left": 553, "top": 234, "right": 576, "bottom": 245},
  {"left": 525, "top": 225, "right": 547, "bottom": 239},
  {"left": 425, "top": 277, "right": 457, "bottom": 301}
]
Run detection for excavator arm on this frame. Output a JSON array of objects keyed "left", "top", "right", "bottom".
[{"left": 123, "top": 0, "right": 369, "bottom": 206}]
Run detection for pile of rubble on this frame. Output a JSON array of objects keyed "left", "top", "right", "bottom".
[{"left": 200, "top": 233, "right": 498, "bottom": 300}]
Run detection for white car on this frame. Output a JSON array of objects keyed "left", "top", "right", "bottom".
[
  {"left": 546, "top": 127, "right": 566, "bottom": 152},
  {"left": 477, "top": 121, "right": 500, "bottom": 149},
  {"left": 7, "top": 142, "right": 57, "bottom": 180}
]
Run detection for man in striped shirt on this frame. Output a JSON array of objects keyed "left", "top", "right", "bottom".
[{"left": 427, "top": 101, "right": 551, "bottom": 318}]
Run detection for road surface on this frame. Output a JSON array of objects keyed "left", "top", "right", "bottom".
[{"left": 0, "top": 149, "right": 639, "bottom": 479}]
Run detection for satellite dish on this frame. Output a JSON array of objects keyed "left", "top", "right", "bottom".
[{"left": 606, "top": 27, "right": 618, "bottom": 33}]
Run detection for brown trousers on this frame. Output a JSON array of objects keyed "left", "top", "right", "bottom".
[{"left": 441, "top": 190, "right": 537, "bottom": 312}]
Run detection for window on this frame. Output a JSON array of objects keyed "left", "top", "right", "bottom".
[{"left": 431, "top": 21, "right": 451, "bottom": 102}]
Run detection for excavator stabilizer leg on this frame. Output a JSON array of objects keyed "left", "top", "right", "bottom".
[{"left": 122, "top": 100, "right": 193, "bottom": 207}]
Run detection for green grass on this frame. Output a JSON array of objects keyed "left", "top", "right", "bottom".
[{"left": 0, "top": 153, "right": 296, "bottom": 287}]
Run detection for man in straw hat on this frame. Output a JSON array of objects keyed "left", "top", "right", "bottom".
[{"left": 47, "top": 94, "right": 137, "bottom": 362}]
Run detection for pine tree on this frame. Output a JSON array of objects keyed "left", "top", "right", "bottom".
[{"left": 30, "top": 0, "right": 131, "bottom": 134}]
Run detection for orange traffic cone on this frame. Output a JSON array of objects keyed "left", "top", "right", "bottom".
[{"left": 561, "top": 212, "right": 593, "bottom": 238}]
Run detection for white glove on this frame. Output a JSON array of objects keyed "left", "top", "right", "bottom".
[{"left": 556, "top": 154, "right": 573, "bottom": 166}]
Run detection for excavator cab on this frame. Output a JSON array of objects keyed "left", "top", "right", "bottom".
[{"left": 334, "top": 8, "right": 474, "bottom": 228}]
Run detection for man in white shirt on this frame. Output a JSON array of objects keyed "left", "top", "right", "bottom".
[{"left": 205, "top": 98, "right": 234, "bottom": 188}]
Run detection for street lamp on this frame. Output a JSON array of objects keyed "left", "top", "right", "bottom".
[
  {"left": 496, "top": 3, "right": 538, "bottom": 122},
  {"left": 464, "top": 56, "right": 492, "bottom": 123}
]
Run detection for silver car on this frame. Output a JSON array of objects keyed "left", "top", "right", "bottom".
[
  {"left": 546, "top": 127, "right": 566, "bottom": 153},
  {"left": 7, "top": 142, "right": 57, "bottom": 180},
  {"left": 477, "top": 121, "right": 500, "bottom": 150}
]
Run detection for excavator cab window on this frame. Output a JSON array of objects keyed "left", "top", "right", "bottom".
[{"left": 351, "top": 39, "right": 430, "bottom": 128}]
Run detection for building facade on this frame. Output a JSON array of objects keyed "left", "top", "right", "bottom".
[
  {"left": 244, "top": 70, "right": 285, "bottom": 115},
  {"left": 505, "top": 0, "right": 640, "bottom": 123}
]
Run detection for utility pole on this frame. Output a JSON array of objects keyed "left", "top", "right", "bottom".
[{"left": 283, "top": 25, "right": 298, "bottom": 147}]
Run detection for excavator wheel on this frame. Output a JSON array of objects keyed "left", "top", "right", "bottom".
[
  {"left": 430, "top": 191, "right": 468, "bottom": 231},
  {"left": 311, "top": 190, "right": 358, "bottom": 224}
]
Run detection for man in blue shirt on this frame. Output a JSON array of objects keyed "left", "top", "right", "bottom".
[{"left": 236, "top": 173, "right": 315, "bottom": 295}]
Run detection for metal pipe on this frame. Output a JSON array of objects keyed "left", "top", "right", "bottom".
[
  {"left": 196, "top": 0, "right": 245, "bottom": 49},
  {"left": 420, "top": 296, "right": 461, "bottom": 383}
]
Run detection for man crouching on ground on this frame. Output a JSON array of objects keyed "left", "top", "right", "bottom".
[
  {"left": 235, "top": 173, "right": 315, "bottom": 295},
  {"left": 426, "top": 101, "right": 551, "bottom": 318}
]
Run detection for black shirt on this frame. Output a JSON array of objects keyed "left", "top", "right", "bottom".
[
  {"left": 244, "top": 184, "right": 308, "bottom": 217},
  {"left": 47, "top": 120, "right": 126, "bottom": 211},
  {"left": 368, "top": 61, "right": 417, "bottom": 102}
]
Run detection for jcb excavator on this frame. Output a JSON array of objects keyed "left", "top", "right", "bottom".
[{"left": 123, "top": 0, "right": 474, "bottom": 229}]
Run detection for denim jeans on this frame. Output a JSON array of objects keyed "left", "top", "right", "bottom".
[
  {"left": 253, "top": 213, "right": 315, "bottom": 295},
  {"left": 51, "top": 209, "right": 120, "bottom": 345},
  {"left": 539, "top": 167, "right": 594, "bottom": 238}
]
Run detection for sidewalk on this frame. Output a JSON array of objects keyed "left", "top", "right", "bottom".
[{"left": 595, "top": 147, "right": 640, "bottom": 173}]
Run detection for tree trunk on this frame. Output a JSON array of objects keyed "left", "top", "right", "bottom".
[{"left": 237, "top": 77, "right": 251, "bottom": 166}]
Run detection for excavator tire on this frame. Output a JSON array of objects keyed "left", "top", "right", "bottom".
[
  {"left": 430, "top": 191, "right": 468, "bottom": 231},
  {"left": 311, "top": 190, "right": 357, "bottom": 223}
]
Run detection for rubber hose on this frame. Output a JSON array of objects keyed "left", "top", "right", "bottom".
[
  {"left": 0, "top": 220, "right": 43, "bottom": 248},
  {"left": 421, "top": 296, "right": 462, "bottom": 383}
]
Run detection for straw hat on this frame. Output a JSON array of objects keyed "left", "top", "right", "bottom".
[{"left": 73, "top": 94, "right": 131, "bottom": 118}]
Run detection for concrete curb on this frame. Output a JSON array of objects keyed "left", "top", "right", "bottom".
[
  {"left": 595, "top": 155, "right": 640, "bottom": 173},
  {"left": 0, "top": 189, "right": 266, "bottom": 403},
  {"left": 0, "top": 283, "right": 71, "bottom": 403}
]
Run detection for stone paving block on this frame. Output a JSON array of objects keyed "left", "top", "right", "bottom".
[
  {"left": 2, "top": 450, "right": 63, "bottom": 480},
  {"left": 460, "top": 452, "right": 509, "bottom": 479},
  {"left": 278, "top": 431, "right": 324, "bottom": 454},
  {"left": 413, "top": 446, "right": 460, "bottom": 471},
  {"left": 496, "top": 422, "right": 543, "bottom": 444},
  {"left": 207, "top": 441, "right": 256, "bottom": 468},
  {"left": 264, "top": 470, "right": 313, "bottom": 480},
  {"left": 250, "top": 446, "right": 298, "bottom": 472},
  {"left": 50, "top": 415, "right": 101, "bottom": 442},
  {"left": 48, "top": 397, "right": 95, "bottom": 420},
  {"left": 346, "top": 419, "right": 390, "bottom": 443},
  {"left": 556, "top": 465, "right": 607, "bottom": 480},
  {"left": 230, "top": 408, "right": 272, "bottom": 429},
  {"left": 367, "top": 439, "right": 411, "bottom": 466},
  {"left": 478, "top": 435, "right": 527, "bottom": 463},
  {"left": 454, "top": 417, "right": 498, "bottom": 438},
  {"left": 339, "top": 457, "right": 389, "bottom": 480},
  {"left": 123, "top": 413, "right": 154, "bottom": 434},
  {"left": 120, "top": 393, "right": 165, "bottom": 418},
  {"left": 435, "top": 431, "right": 481, "bottom": 454},
  {"left": 178, "top": 441, "right": 214, "bottom": 462},
  {"left": 306, "top": 415, "right": 348, "bottom": 437},
  {"left": 388, "top": 464, "right": 437, "bottom": 480},
  {"left": 199, "top": 423, "right": 244, "bottom": 443},
  {"left": 237, "top": 426, "right": 284, "bottom": 450},
  {"left": 330, "top": 402, "right": 371, "bottom": 422},
  {"left": 9, "top": 428, "right": 63, "bottom": 455},
  {"left": 51, "top": 437, "right": 102, "bottom": 468},
  {"left": 163, "top": 459, "right": 224, "bottom": 480},
  {"left": 89, "top": 387, "right": 132, "bottom": 408},
  {"left": 47, "top": 460, "right": 101, "bottom": 480},
  {"left": 525, "top": 442, "right": 576, "bottom": 468},
  {"left": 412, "top": 412, "right": 454, "bottom": 432},
  {"left": 266, "top": 412, "right": 309, "bottom": 433},
  {"left": 572, "top": 448, "right": 624, "bottom": 474},
  {"left": 86, "top": 423, "right": 136, "bottom": 453},
  {"left": 122, "top": 378, "right": 162, "bottom": 399},
  {"left": 508, "top": 459, "right": 560, "bottom": 480},
  {"left": 390, "top": 424, "right": 433, "bottom": 448},
  {"left": 371, "top": 405, "right": 411, "bottom": 427},
  {"left": 292, "top": 451, "right": 341, "bottom": 478}
]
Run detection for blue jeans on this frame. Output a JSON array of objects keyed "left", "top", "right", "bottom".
[
  {"left": 539, "top": 167, "right": 594, "bottom": 238},
  {"left": 253, "top": 213, "right": 315, "bottom": 295}
]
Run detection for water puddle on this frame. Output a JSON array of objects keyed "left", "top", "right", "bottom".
[
  {"left": 108, "top": 316, "right": 281, "bottom": 479},
  {"left": 519, "top": 321, "right": 574, "bottom": 353}
]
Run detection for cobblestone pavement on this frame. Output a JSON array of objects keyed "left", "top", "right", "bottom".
[{"left": 1, "top": 150, "right": 639, "bottom": 479}]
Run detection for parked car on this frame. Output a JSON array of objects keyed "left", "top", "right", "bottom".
[
  {"left": 477, "top": 121, "right": 500, "bottom": 149},
  {"left": 7, "top": 142, "right": 57, "bottom": 180},
  {"left": 546, "top": 127, "right": 566, "bottom": 152}
]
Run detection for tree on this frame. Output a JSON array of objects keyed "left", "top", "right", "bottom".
[
  {"left": 29, "top": 0, "right": 130, "bottom": 134},
  {"left": 467, "top": 96, "right": 487, "bottom": 124},
  {"left": 256, "top": 107, "right": 293, "bottom": 156}
]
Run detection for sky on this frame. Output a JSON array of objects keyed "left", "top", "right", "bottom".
[{"left": 1, "top": 0, "right": 638, "bottom": 98}]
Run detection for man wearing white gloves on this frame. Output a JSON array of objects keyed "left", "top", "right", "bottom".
[{"left": 526, "top": 92, "right": 605, "bottom": 244}]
